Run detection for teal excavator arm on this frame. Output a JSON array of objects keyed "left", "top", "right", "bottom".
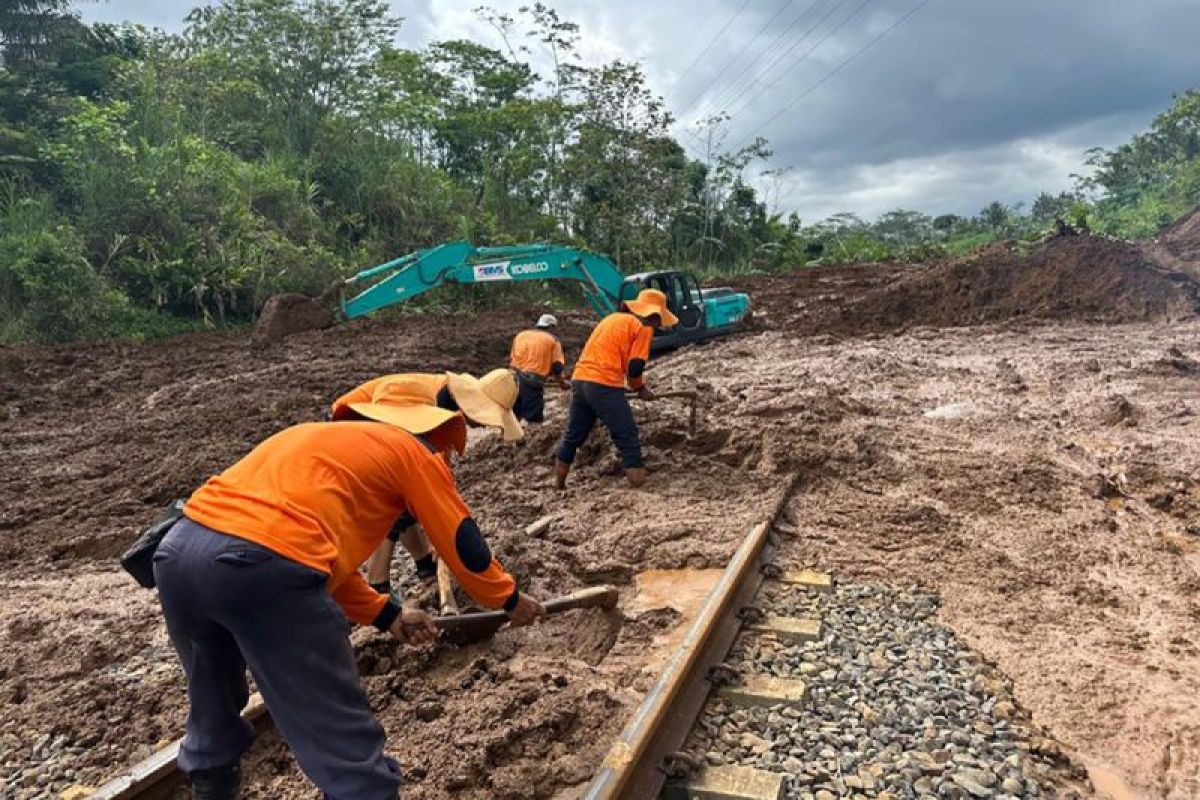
[{"left": 341, "top": 241, "right": 631, "bottom": 321}]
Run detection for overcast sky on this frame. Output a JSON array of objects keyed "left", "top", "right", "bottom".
[{"left": 83, "top": 0, "right": 1198, "bottom": 222}]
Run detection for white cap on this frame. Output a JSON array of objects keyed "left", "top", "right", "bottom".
[{"left": 535, "top": 314, "right": 558, "bottom": 329}]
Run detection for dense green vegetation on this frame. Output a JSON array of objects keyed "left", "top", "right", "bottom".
[{"left": 1, "top": 0, "right": 1198, "bottom": 343}]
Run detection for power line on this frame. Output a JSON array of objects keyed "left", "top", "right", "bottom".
[
  {"left": 670, "top": 0, "right": 756, "bottom": 102},
  {"left": 673, "top": 0, "right": 800, "bottom": 122},
  {"left": 680, "top": 0, "right": 855, "bottom": 151},
  {"left": 684, "top": 0, "right": 825, "bottom": 128},
  {"left": 715, "top": 0, "right": 868, "bottom": 126},
  {"left": 733, "top": 0, "right": 931, "bottom": 151}
]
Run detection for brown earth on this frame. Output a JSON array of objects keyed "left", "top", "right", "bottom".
[
  {"left": 836, "top": 233, "right": 1200, "bottom": 333},
  {"left": 250, "top": 293, "right": 336, "bottom": 345},
  {"left": 2, "top": 234, "right": 1199, "bottom": 798},
  {"left": 1145, "top": 205, "right": 1200, "bottom": 282}
]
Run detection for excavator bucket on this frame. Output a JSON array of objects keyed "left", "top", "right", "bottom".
[{"left": 251, "top": 281, "right": 342, "bottom": 345}]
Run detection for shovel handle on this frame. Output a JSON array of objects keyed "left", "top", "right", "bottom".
[{"left": 432, "top": 586, "right": 618, "bottom": 631}]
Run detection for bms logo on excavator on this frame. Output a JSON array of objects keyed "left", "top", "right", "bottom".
[
  {"left": 473, "top": 262, "right": 510, "bottom": 281},
  {"left": 473, "top": 261, "right": 551, "bottom": 280}
]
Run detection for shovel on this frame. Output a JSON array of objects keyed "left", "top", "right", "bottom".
[{"left": 429, "top": 585, "right": 619, "bottom": 644}]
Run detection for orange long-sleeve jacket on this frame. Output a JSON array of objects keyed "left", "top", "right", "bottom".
[
  {"left": 183, "top": 421, "right": 518, "bottom": 626},
  {"left": 509, "top": 329, "right": 566, "bottom": 378},
  {"left": 571, "top": 313, "right": 654, "bottom": 390}
]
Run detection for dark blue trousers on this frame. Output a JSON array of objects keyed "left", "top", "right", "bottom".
[
  {"left": 153, "top": 518, "right": 401, "bottom": 799},
  {"left": 513, "top": 371, "right": 547, "bottom": 423},
  {"left": 555, "top": 380, "right": 643, "bottom": 468}
]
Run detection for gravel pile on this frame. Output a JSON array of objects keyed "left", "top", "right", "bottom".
[{"left": 687, "top": 582, "right": 1089, "bottom": 799}]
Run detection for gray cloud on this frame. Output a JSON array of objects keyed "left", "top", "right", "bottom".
[{"left": 81, "top": 0, "right": 1197, "bottom": 221}]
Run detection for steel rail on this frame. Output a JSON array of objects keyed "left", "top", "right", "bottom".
[
  {"left": 90, "top": 695, "right": 269, "bottom": 800},
  {"left": 583, "top": 473, "right": 801, "bottom": 800}
]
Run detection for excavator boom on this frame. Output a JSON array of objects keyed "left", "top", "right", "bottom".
[
  {"left": 318, "top": 239, "right": 752, "bottom": 354},
  {"left": 342, "top": 241, "right": 630, "bottom": 320}
]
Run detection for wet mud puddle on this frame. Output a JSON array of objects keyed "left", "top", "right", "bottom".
[
  {"left": 1083, "top": 759, "right": 1144, "bottom": 800},
  {"left": 626, "top": 568, "right": 724, "bottom": 673}
]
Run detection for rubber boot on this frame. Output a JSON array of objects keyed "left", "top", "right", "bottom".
[
  {"left": 625, "top": 467, "right": 648, "bottom": 488},
  {"left": 554, "top": 459, "right": 571, "bottom": 490},
  {"left": 191, "top": 764, "right": 242, "bottom": 800}
]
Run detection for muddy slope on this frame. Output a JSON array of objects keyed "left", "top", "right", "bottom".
[
  {"left": 1145, "top": 205, "right": 1200, "bottom": 281},
  {"left": 841, "top": 234, "right": 1200, "bottom": 332}
]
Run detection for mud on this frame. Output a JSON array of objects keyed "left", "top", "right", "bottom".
[
  {"left": 1149, "top": 205, "right": 1200, "bottom": 280},
  {"left": 839, "top": 234, "right": 1200, "bottom": 333},
  {"left": 764, "top": 323, "right": 1200, "bottom": 799},
  {"left": 0, "top": 302, "right": 790, "bottom": 798},
  {"left": 251, "top": 292, "right": 336, "bottom": 344},
  {"left": 2, "top": 238, "right": 1199, "bottom": 798}
]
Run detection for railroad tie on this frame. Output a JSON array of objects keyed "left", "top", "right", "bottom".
[
  {"left": 663, "top": 764, "right": 786, "bottom": 800},
  {"left": 716, "top": 675, "right": 808, "bottom": 709},
  {"left": 777, "top": 568, "right": 833, "bottom": 593},
  {"left": 745, "top": 614, "right": 822, "bottom": 643},
  {"left": 671, "top": 569, "right": 832, "bottom": 799}
]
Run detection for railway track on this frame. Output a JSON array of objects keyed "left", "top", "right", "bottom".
[
  {"left": 91, "top": 476, "right": 811, "bottom": 800},
  {"left": 582, "top": 473, "right": 820, "bottom": 800}
]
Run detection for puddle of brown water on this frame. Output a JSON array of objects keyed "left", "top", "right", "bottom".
[
  {"left": 1084, "top": 759, "right": 1143, "bottom": 800},
  {"left": 626, "top": 568, "right": 723, "bottom": 673}
]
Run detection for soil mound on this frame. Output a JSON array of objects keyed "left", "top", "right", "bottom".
[
  {"left": 840, "top": 234, "right": 1200, "bottom": 332},
  {"left": 251, "top": 293, "right": 335, "bottom": 344},
  {"left": 1147, "top": 205, "right": 1200, "bottom": 279}
]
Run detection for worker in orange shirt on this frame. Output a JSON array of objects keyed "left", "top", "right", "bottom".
[
  {"left": 554, "top": 289, "right": 677, "bottom": 489},
  {"left": 328, "top": 370, "right": 522, "bottom": 597},
  {"left": 153, "top": 378, "right": 543, "bottom": 799},
  {"left": 509, "top": 314, "right": 570, "bottom": 424}
]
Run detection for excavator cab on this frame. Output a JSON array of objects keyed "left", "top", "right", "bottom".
[{"left": 622, "top": 270, "right": 751, "bottom": 353}]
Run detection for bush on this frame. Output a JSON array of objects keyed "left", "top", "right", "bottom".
[{"left": 0, "top": 220, "right": 125, "bottom": 343}]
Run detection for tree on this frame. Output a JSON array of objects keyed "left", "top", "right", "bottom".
[
  {"left": 979, "top": 201, "right": 1012, "bottom": 235},
  {"left": 1030, "top": 192, "right": 1077, "bottom": 224},
  {"left": 932, "top": 214, "right": 960, "bottom": 238},
  {"left": 179, "top": 0, "right": 401, "bottom": 156},
  {"left": 872, "top": 209, "right": 932, "bottom": 246}
]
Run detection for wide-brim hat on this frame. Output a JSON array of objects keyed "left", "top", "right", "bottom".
[
  {"left": 349, "top": 377, "right": 468, "bottom": 453},
  {"left": 445, "top": 369, "right": 524, "bottom": 442},
  {"left": 622, "top": 288, "right": 679, "bottom": 328}
]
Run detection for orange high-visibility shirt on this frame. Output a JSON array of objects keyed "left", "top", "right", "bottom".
[
  {"left": 509, "top": 329, "right": 566, "bottom": 378},
  {"left": 183, "top": 422, "right": 517, "bottom": 626},
  {"left": 571, "top": 313, "right": 654, "bottom": 390}
]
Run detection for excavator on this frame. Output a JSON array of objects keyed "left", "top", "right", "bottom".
[{"left": 257, "top": 241, "right": 752, "bottom": 352}]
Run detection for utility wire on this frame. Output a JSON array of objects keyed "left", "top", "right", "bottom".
[
  {"left": 673, "top": 0, "right": 799, "bottom": 122},
  {"left": 732, "top": 0, "right": 931, "bottom": 151},
  {"left": 681, "top": 0, "right": 854, "bottom": 149},
  {"left": 720, "top": 0, "right": 866, "bottom": 127},
  {"left": 670, "top": 0, "right": 756, "bottom": 104},
  {"left": 684, "top": 0, "right": 825, "bottom": 128}
]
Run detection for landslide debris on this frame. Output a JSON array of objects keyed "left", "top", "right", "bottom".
[{"left": 839, "top": 233, "right": 1200, "bottom": 332}]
